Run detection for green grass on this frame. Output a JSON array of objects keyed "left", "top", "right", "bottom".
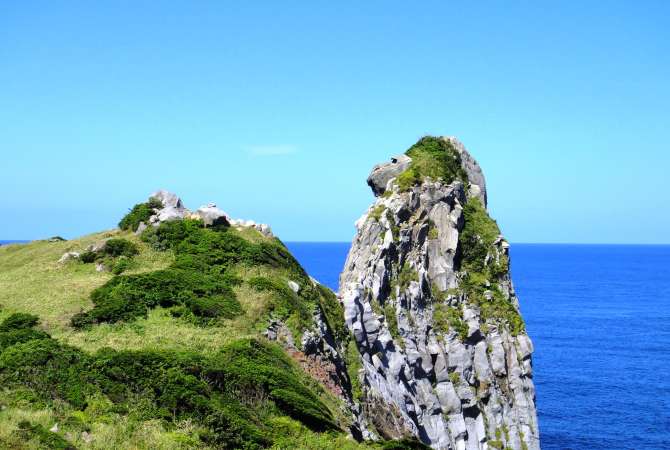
[
  {"left": 0, "top": 214, "right": 367, "bottom": 448},
  {"left": 396, "top": 137, "right": 468, "bottom": 191},
  {"left": 0, "top": 230, "right": 174, "bottom": 333},
  {"left": 0, "top": 311, "right": 348, "bottom": 449}
]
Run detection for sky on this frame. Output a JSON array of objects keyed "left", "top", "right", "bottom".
[{"left": 1, "top": 1, "right": 668, "bottom": 243}]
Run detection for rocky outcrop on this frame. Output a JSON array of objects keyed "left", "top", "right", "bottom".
[
  {"left": 136, "top": 191, "right": 273, "bottom": 237},
  {"left": 340, "top": 137, "right": 538, "bottom": 450},
  {"left": 149, "top": 190, "right": 189, "bottom": 224},
  {"left": 368, "top": 154, "right": 412, "bottom": 196},
  {"left": 192, "top": 203, "right": 231, "bottom": 227}
]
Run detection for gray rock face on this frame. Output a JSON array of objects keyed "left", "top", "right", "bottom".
[
  {"left": 194, "top": 203, "right": 230, "bottom": 227},
  {"left": 367, "top": 154, "right": 412, "bottom": 196},
  {"left": 443, "top": 137, "right": 487, "bottom": 208},
  {"left": 149, "top": 190, "right": 188, "bottom": 224},
  {"left": 340, "top": 138, "right": 538, "bottom": 449}
]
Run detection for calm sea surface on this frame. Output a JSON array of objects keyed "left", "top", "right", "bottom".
[
  {"left": 3, "top": 240, "right": 668, "bottom": 448},
  {"left": 286, "top": 242, "right": 670, "bottom": 450}
]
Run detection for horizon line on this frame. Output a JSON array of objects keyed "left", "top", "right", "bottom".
[{"left": 2, "top": 239, "right": 670, "bottom": 247}]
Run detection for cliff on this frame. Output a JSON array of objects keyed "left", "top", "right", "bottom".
[{"left": 340, "top": 137, "right": 539, "bottom": 449}]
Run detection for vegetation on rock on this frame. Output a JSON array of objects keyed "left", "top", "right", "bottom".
[
  {"left": 397, "top": 137, "right": 468, "bottom": 191},
  {"left": 458, "top": 198, "right": 525, "bottom": 336},
  {"left": 118, "top": 198, "right": 163, "bottom": 232}
]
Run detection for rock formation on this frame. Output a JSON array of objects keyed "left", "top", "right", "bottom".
[
  {"left": 340, "top": 136, "right": 539, "bottom": 450},
  {"left": 137, "top": 190, "right": 273, "bottom": 237}
]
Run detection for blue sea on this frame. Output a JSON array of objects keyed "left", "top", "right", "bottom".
[
  {"left": 3, "top": 240, "right": 668, "bottom": 449},
  {"left": 286, "top": 243, "right": 670, "bottom": 450}
]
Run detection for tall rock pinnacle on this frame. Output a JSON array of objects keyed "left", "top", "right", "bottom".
[{"left": 340, "top": 136, "right": 539, "bottom": 450}]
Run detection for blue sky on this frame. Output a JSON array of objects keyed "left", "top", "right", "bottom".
[{"left": 1, "top": 1, "right": 668, "bottom": 243}]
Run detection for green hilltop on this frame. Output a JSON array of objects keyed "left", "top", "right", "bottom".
[{"left": 0, "top": 198, "right": 427, "bottom": 450}]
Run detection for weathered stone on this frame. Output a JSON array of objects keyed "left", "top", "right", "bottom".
[
  {"left": 58, "top": 251, "right": 80, "bottom": 263},
  {"left": 367, "top": 154, "right": 411, "bottom": 196},
  {"left": 149, "top": 190, "right": 188, "bottom": 224},
  {"left": 339, "top": 138, "right": 538, "bottom": 449},
  {"left": 288, "top": 280, "right": 300, "bottom": 293},
  {"left": 194, "top": 204, "right": 230, "bottom": 227}
]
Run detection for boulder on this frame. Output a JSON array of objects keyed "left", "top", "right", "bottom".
[
  {"left": 149, "top": 190, "right": 188, "bottom": 224},
  {"left": 367, "top": 154, "right": 411, "bottom": 196},
  {"left": 194, "top": 203, "right": 230, "bottom": 227},
  {"left": 58, "top": 252, "right": 80, "bottom": 263},
  {"left": 287, "top": 280, "right": 300, "bottom": 293}
]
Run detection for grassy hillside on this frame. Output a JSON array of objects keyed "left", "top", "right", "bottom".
[{"left": 0, "top": 217, "right": 427, "bottom": 450}]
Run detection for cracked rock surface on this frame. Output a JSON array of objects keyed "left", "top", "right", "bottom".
[{"left": 340, "top": 137, "right": 539, "bottom": 450}]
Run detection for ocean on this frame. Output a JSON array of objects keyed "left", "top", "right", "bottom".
[
  {"left": 286, "top": 242, "right": 670, "bottom": 450},
  {"left": 3, "top": 239, "right": 668, "bottom": 448}
]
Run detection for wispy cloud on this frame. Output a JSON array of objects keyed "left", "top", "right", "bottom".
[{"left": 247, "top": 145, "right": 298, "bottom": 157}]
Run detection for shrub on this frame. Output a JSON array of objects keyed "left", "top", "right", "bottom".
[
  {"left": 2, "top": 308, "right": 341, "bottom": 448},
  {"left": 0, "top": 328, "right": 50, "bottom": 353},
  {"left": 449, "top": 371, "right": 461, "bottom": 385},
  {"left": 316, "top": 284, "right": 348, "bottom": 342},
  {"left": 456, "top": 197, "right": 525, "bottom": 336},
  {"left": 397, "top": 137, "right": 468, "bottom": 191},
  {"left": 397, "top": 262, "right": 418, "bottom": 291},
  {"left": 0, "top": 312, "right": 39, "bottom": 331},
  {"left": 79, "top": 251, "right": 97, "bottom": 264},
  {"left": 369, "top": 205, "right": 386, "bottom": 222},
  {"left": 118, "top": 198, "right": 162, "bottom": 232},
  {"left": 433, "top": 303, "right": 468, "bottom": 341},
  {"left": 247, "top": 276, "right": 314, "bottom": 340},
  {"left": 103, "top": 238, "right": 139, "bottom": 258},
  {"left": 71, "top": 268, "right": 240, "bottom": 327},
  {"left": 384, "top": 302, "right": 400, "bottom": 341},
  {"left": 111, "top": 256, "right": 135, "bottom": 275},
  {"left": 458, "top": 198, "right": 500, "bottom": 274},
  {"left": 206, "top": 338, "right": 338, "bottom": 432},
  {"left": 188, "top": 295, "right": 242, "bottom": 320}
]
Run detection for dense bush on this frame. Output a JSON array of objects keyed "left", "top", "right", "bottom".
[
  {"left": 0, "top": 313, "right": 49, "bottom": 353},
  {"left": 0, "top": 319, "right": 337, "bottom": 448},
  {"left": 111, "top": 256, "right": 135, "bottom": 275},
  {"left": 0, "top": 312, "right": 39, "bottom": 331},
  {"left": 118, "top": 198, "right": 162, "bottom": 232},
  {"left": 458, "top": 198, "right": 501, "bottom": 274},
  {"left": 205, "top": 338, "right": 338, "bottom": 432},
  {"left": 103, "top": 238, "right": 139, "bottom": 258},
  {"left": 397, "top": 137, "right": 468, "bottom": 191},
  {"left": 78, "top": 239, "right": 139, "bottom": 274},
  {"left": 71, "top": 268, "right": 241, "bottom": 327},
  {"left": 77, "top": 211, "right": 342, "bottom": 344},
  {"left": 142, "top": 219, "right": 307, "bottom": 276}
]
